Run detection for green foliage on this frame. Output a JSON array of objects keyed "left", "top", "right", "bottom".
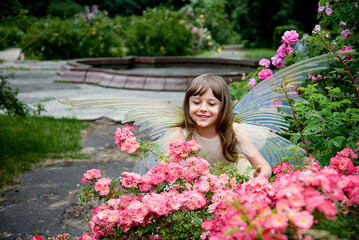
[
  {"left": 228, "top": 1, "right": 358, "bottom": 166},
  {"left": 0, "top": 0, "right": 30, "bottom": 49},
  {"left": 47, "top": 0, "right": 83, "bottom": 18},
  {"left": 313, "top": 205, "right": 359, "bottom": 239},
  {"left": 181, "top": 0, "right": 241, "bottom": 45},
  {"left": 228, "top": 80, "right": 250, "bottom": 104},
  {"left": 0, "top": 25, "right": 23, "bottom": 50},
  {"left": 125, "top": 8, "right": 194, "bottom": 56},
  {"left": 231, "top": 0, "right": 299, "bottom": 48},
  {"left": 0, "top": 72, "right": 44, "bottom": 117},
  {"left": 20, "top": 11, "right": 126, "bottom": 60},
  {"left": 290, "top": 85, "right": 359, "bottom": 165},
  {"left": 229, "top": 0, "right": 317, "bottom": 48},
  {"left": 0, "top": 115, "right": 88, "bottom": 188},
  {"left": 281, "top": 0, "right": 359, "bottom": 165}
]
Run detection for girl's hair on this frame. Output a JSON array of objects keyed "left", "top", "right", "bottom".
[{"left": 180, "top": 73, "right": 238, "bottom": 162}]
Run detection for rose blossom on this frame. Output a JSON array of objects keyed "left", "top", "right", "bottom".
[
  {"left": 258, "top": 69, "right": 273, "bottom": 80},
  {"left": 313, "top": 24, "right": 321, "bottom": 34},
  {"left": 259, "top": 58, "right": 270, "bottom": 68},
  {"left": 339, "top": 45, "right": 354, "bottom": 60},
  {"left": 271, "top": 54, "right": 284, "bottom": 68},
  {"left": 248, "top": 78, "right": 257, "bottom": 89},
  {"left": 281, "top": 30, "right": 299, "bottom": 45},
  {"left": 341, "top": 29, "right": 350, "bottom": 37}
]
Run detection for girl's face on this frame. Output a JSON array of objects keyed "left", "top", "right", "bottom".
[{"left": 189, "top": 88, "right": 221, "bottom": 133}]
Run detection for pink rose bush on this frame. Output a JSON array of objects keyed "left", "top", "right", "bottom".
[
  {"left": 72, "top": 127, "right": 359, "bottom": 239},
  {"left": 204, "top": 148, "right": 359, "bottom": 240},
  {"left": 271, "top": 30, "right": 299, "bottom": 68}
]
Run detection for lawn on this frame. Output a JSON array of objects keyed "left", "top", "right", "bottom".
[{"left": 0, "top": 115, "right": 89, "bottom": 188}]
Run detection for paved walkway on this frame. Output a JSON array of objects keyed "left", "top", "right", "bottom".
[{"left": 0, "top": 47, "right": 248, "bottom": 239}]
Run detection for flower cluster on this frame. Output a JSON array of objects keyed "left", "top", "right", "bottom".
[
  {"left": 80, "top": 155, "right": 242, "bottom": 239},
  {"left": 205, "top": 151, "right": 359, "bottom": 240},
  {"left": 32, "top": 234, "right": 70, "bottom": 240},
  {"left": 114, "top": 125, "right": 140, "bottom": 153},
  {"left": 168, "top": 138, "right": 201, "bottom": 162},
  {"left": 329, "top": 147, "right": 359, "bottom": 175},
  {"left": 318, "top": 2, "right": 333, "bottom": 16},
  {"left": 271, "top": 30, "right": 299, "bottom": 68},
  {"left": 82, "top": 168, "right": 101, "bottom": 184},
  {"left": 95, "top": 177, "right": 112, "bottom": 196},
  {"left": 35, "top": 128, "right": 358, "bottom": 240}
]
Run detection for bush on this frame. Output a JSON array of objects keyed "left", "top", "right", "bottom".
[
  {"left": 0, "top": 25, "right": 23, "bottom": 50},
  {"left": 46, "top": 0, "right": 83, "bottom": 18},
  {"left": 20, "top": 7, "right": 126, "bottom": 60},
  {"left": 181, "top": 0, "right": 241, "bottom": 45},
  {"left": 125, "top": 7, "right": 194, "bottom": 56},
  {"left": 230, "top": 0, "right": 315, "bottom": 48},
  {"left": 229, "top": 0, "right": 359, "bottom": 166},
  {"left": 0, "top": 72, "right": 44, "bottom": 117}
]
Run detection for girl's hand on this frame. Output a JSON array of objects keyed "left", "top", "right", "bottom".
[{"left": 253, "top": 165, "right": 262, "bottom": 178}]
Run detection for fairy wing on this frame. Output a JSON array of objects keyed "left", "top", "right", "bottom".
[
  {"left": 233, "top": 53, "right": 347, "bottom": 166},
  {"left": 234, "top": 53, "right": 346, "bottom": 131},
  {"left": 59, "top": 98, "right": 184, "bottom": 140}
]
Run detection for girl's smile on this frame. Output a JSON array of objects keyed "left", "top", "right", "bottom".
[{"left": 189, "top": 88, "right": 221, "bottom": 138}]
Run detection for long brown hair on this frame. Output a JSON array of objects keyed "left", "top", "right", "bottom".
[{"left": 179, "top": 74, "right": 238, "bottom": 162}]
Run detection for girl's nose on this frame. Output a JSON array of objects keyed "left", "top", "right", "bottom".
[{"left": 199, "top": 103, "right": 207, "bottom": 111}]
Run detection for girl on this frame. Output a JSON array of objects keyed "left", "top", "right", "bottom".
[{"left": 159, "top": 73, "right": 272, "bottom": 178}]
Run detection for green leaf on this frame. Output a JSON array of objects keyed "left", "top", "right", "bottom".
[{"left": 332, "top": 136, "right": 345, "bottom": 148}]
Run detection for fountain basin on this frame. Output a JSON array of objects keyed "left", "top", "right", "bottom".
[{"left": 57, "top": 56, "right": 259, "bottom": 91}]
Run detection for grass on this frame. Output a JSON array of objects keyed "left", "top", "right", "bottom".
[
  {"left": 0, "top": 114, "right": 89, "bottom": 188},
  {"left": 194, "top": 48, "right": 276, "bottom": 60},
  {"left": 242, "top": 48, "right": 276, "bottom": 60}
]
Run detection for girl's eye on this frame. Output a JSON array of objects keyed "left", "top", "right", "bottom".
[
  {"left": 193, "top": 101, "right": 200, "bottom": 105},
  {"left": 209, "top": 103, "right": 217, "bottom": 106}
]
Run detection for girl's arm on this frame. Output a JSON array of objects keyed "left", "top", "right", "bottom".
[{"left": 234, "top": 124, "right": 272, "bottom": 178}]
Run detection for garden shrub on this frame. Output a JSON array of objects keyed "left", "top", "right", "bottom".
[
  {"left": 46, "top": 0, "right": 83, "bottom": 18},
  {"left": 0, "top": 72, "right": 44, "bottom": 117},
  {"left": 230, "top": 0, "right": 315, "bottom": 48},
  {"left": 33, "top": 126, "right": 359, "bottom": 240},
  {"left": 229, "top": 0, "right": 358, "bottom": 166},
  {"left": 20, "top": 7, "right": 126, "bottom": 60},
  {"left": 125, "top": 7, "right": 194, "bottom": 56},
  {"left": 181, "top": 0, "right": 241, "bottom": 45},
  {"left": 0, "top": 25, "right": 23, "bottom": 50}
]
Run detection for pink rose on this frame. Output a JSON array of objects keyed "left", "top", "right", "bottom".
[
  {"left": 259, "top": 58, "right": 270, "bottom": 68},
  {"left": 282, "top": 30, "right": 299, "bottom": 45},
  {"left": 271, "top": 54, "right": 284, "bottom": 68},
  {"left": 339, "top": 45, "right": 354, "bottom": 60},
  {"left": 341, "top": 29, "right": 350, "bottom": 36},
  {"left": 277, "top": 44, "right": 293, "bottom": 58},
  {"left": 326, "top": 7, "right": 333, "bottom": 16},
  {"left": 313, "top": 25, "right": 321, "bottom": 33},
  {"left": 248, "top": 78, "right": 257, "bottom": 89},
  {"left": 258, "top": 69, "right": 273, "bottom": 80}
]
